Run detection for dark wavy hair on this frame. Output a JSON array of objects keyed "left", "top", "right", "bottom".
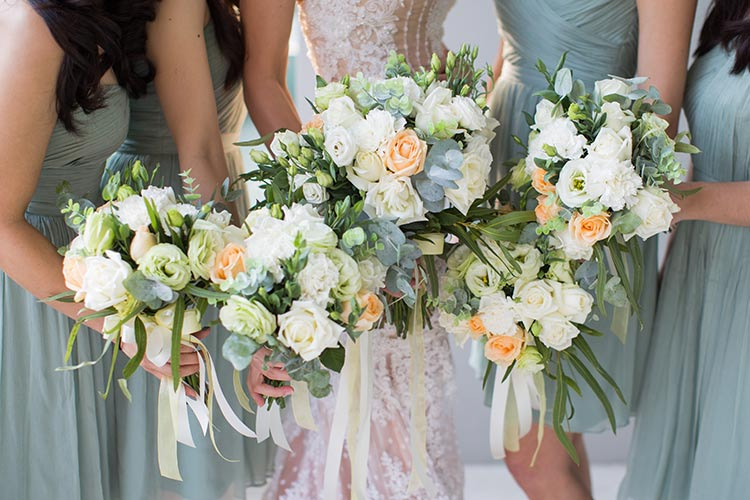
[
  {"left": 207, "top": 0, "right": 244, "bottom": 88},
  {"left": 29, "top": 1, "right": 155, "bottom": 131},
  {"left": 696, "top": 0, "right": 750, "bottom": 74}
]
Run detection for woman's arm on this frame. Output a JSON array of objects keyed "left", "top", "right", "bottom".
[
  {"left": 147, "top": 0, "right": 232, "bottom": 204},
  {"left": 241, "top": 0, "right": 301, "bottom": 136},
  {"left": 673, "top": 181, "right": 750, "bottom": 226},
  {"left": 636, "top": 0, "right": 698, "bottom": 137},
  {"left": 492, "top": 38, "right": 504, "bottom": 85}
]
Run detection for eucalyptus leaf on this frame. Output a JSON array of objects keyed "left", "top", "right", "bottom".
[
  {"left": 123, "top": 271, "right": 176, "bottom": 309},
  {"left": 603, "top": 276, "right": 628, "bottom": 307},
  {"left": 222, "top": 334, "right": 261, "bottom": 371}
]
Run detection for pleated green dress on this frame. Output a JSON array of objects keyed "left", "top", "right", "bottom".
[
  {"left": 0, "top": 86, "right": 129, "bottom": 499},
  {"left": 618, "top": 45, "right": 750, "bottom": 500},
  {"left": 106, "top": 23, "right": 273, "bottom": 500},
  {"left": 484, "top": 0, "right": 658, "bottom": 432}
]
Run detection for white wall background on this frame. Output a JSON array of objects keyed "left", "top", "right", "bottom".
[{"left": 244, "top": 0, "right": 713, "bottom": 467}]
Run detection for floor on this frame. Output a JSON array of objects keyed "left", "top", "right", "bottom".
[{"left": 246, "top": 463, "right": 627, "bottom": 499}]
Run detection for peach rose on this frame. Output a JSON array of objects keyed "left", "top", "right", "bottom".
[
  {"left": 63, "top": 255, "right": 87, "bottom": 302},
  {"left": 302, "top": 114, "right": 324, "bottom": 132},
  {"left": 569, "top": 211, "right": 612, "bottom": 245},
  {"left": 384, "top": 129, "right": 427, "bottom": 177},
  {"left": 354, "top": 292, "right": 385, "bottom": 332},
  {"left": 484, "top": 331, "right": 525, "bottom": 366},
  {"left": 468, "top": 315, "right": 487, "bottom": 339},
  {"left": 535, "top": 195, "right": 561, "bottom": 225},
  {"left": 210, "top": 243, "right": 246, "bottom": 283},
  {"left": 531, "top": 167, "right": 556, "bottom": 195}
]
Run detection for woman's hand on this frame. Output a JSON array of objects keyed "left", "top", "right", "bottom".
[{"left": 246, "top": 347, "right": 293, "bottom": 407}]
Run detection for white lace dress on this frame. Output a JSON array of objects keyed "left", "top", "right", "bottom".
[{"left": 263, "top": 1, "right": 463, "bottom": 499}]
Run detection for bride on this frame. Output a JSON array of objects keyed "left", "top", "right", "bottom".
[{"left": 240, "top": 1, "right": 464, "bottom": 498}]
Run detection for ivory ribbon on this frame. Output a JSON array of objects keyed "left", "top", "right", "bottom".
[
  {"left": 323, "top": 336, "right": 357, "bottom": 500},
  {"left": 350, "top": 331, "right": 372, "bottom": 500},
  {"left": 489, "top": 368, "right": 543, "bottom": 460},
  {"left": 414, "top": 232, "right": 445, "bottom": 256},
  {"left": 604, "top": 248, "right": 631, "bottom": 343},
  {"left": 290, "top": 380, "right": 318, "bottom": 431},
  {"left": 407, "top": 294, "right": 435, "bottom": 495},
  {"left": 256, "top": 403, "right": 291, "bottom": 451}
]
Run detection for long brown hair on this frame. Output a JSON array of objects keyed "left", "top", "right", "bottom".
[{"left": 696, "top": 0, "right": 750, "bottom": 73}]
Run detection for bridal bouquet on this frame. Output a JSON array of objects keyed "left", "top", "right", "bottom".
[
  {"left": 439, "top": 234, "right": 622, "bottom": 462},
  {"left": 243, "top": 45, "right": 502, "bottom": 335},
  {"left": 53, "top": 162, "right": 255, "bottom": 480},
  {"left": 216, "top": 203, "right": 384, "bottom": 404},
  {"left": 513, "top": 56, "right": 698, "bottom": 319}
]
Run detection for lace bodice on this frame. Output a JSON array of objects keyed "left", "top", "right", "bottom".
[{"left": 298, "top": 0, "right": 456, "bottom": 80}]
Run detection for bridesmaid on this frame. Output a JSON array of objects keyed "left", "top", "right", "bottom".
[
  {"left": 485, "top": 0, "right": 695, "bottom": 498},
  {"left": 619, "top": 2, "right": 750, "bottom": 498},
  {"left": 0, "top": 1, "right": 189, "bottom": 497},
  {"left": 105, "top": 1, "right": 273, "bottom": 498}
]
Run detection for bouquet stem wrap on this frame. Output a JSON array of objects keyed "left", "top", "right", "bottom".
[{"left": 290, "top": 380, "right": 318, "bottom": 431}]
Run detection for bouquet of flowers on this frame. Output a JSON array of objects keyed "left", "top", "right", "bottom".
[
  {"left": 242, "top": 45, "right": 503, "bottom": 336},
  {"left": 215, "top": 202, "right": 384, "bottom": 404},
  {"left": 512, "top": 56, "right": 699, "bottom": 320},
  {"left": 53, "top": 162, "right": 254, "bottom": 480},
  {"left": 439, "top": 232, "right": 622, "bottom": 462}
]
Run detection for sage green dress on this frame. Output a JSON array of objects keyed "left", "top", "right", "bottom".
[
  {"left": 106, "top": 23, "right": 273, "bottom": 500},
  {"left": 0, "top": 86, "right": 129, "bottom": 499},
  {"left": 484, "top": 0, "right": 658, "bottom": 432},
  {"left": 618, "top": 46, "right": 750, "bottom": 500}
]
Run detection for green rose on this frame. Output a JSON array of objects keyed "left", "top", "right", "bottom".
[
  {"left": 82, "top": 212, "right": 117, "bottom": 255},
  {"left": 219, "top": 295, "right": 276, "bottom": 343},
  {"left": 546, "top": 251, "right": 574, "bottom": 284},
  {"left": 516, "top": 346, "right": 544, "bottom": 374},
  {"left": 314, "top": 82, "right": 347, "bottom": 111},
  {"left": 138, "top": 243, "right": 191, "bottom": 290},
  {"left": 187, "top": 220, "right": 225, "bottom": 280},
  {"left": 327, "top": 248, "right": 362, "bottom": 301}
]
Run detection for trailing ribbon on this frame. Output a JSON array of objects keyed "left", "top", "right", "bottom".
[
  {"left": 256, "top": 403, "right": 291, "bottom": 451},
  {"left": 350, "top": 331, "right": 372, "bottom": 500},
  {"left": 604, "top": 248, "right": 631, "bottom": 343},
  {"left": 290, "top": 380, "right": 317, "bottom": 431},
  {"left": 406, "top": 291, "right": 435, "bottom": 495},
  {"left": 489, "top": 368, "right": 543, "bottom": 461}
]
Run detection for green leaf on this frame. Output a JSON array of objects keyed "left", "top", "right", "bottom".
[
  {"left": 593, "top": 244, "right": 608, "bottom": 316},
  {"left": 122, "top": 316, "right": 147, "bottom": 379},
  {"left": 565, "top": 349, "right": 617, "bottom": 432},
  {"left": 319, "top": 345, "right": 346, "bottom": 373},
  {"left": 485, "top": 210, "right": 537, "bottom": 228},
  {"left": 573, "top": 335, "right": 626, "bottom": 404},
  {"left": 222, "top": 333, "right": 261, "bottom": 371},
  {"left": 42, "top": 290, "right": 77, "bottom": 303},
  {"left": 64, "top": 322, "right": 83, "bottom": 363},
  {"left": 554, "top": 68, "right": 573, "bottom": 96},
  {"left": 184, "top": 284, "right": 232, "bottom": 302},
  {"left": 626, "top": 238, "right": 644, "bottom": 299},
  {"left": 481, "top": 358, "right": 494, "bottom": 390},
  {"left": 552, "top": 359, "right": 579, "bottom": 464},
  {"left": 606, "top": 238, "right": 641, "bottom": 322},
  {"left": 573, "top": 322, "right": 605, "bottom": 337},
  {"left": 501, "top": 360, "right": 516, "bottom": 383},
  {"left": 117, "top": 378, "right": 132, "bottom": 402},
  {"left": 170, "top": 296, "right": 185, "bottom": 391},
  {"left": 234, "top": 131, "right": 275, "bottom": 147}
]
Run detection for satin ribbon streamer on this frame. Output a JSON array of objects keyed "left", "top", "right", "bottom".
[{"left": 489, "top": 368, "right": 544, "bottom": 461}]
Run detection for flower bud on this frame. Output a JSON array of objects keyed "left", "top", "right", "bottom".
[
  {"left": 430, "top": 53, "right": 442, "bottom": 74},
  {"left": 270, "top": 204, "right": 283, "bottom": 219},
  {"left": 129, "top": 225, "right": 157, "bottom": 263},
  {"left": 315, "top": 170, "right": 334, "bottom": 188},
  {"left": 277, "top": 156, "right": 290, "bottom": 169},
  {"left": 166, "top": 208, "right": 184, "bottom": 228},
  {"left": 250, "top": 149, "right": 271, "bottom": 164},
  {"left": 307, "top": 127, "right": 325, "bottom": 148},
  {"left": 286, "top": 141, "right": 301, "bottom": 158},
  {"left": 341, "top": 227, "right": 366, "bottom": 248}
]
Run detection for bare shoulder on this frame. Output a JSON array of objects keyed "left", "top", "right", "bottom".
[{"left": 0, "top": 0, "right": 64, "bottom": 68}]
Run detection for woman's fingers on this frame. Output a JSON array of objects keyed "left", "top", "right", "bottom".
[
  {"left": 256, "top": 383, "right": 294, "bottom": 399},
  {"left": 262, "top": 366, "right": 292, "bottom": 381}
]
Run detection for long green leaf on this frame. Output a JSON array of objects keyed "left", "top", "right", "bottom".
[
  {"left": 607, "top": 238, "right": 641, "bottom": 322},
  {"left": 626, "top": 237, "right": 644, "bottom": 299},
  {"left": 122, "top": 316, "right": 147, "bottom": 379},
  {"left": 573, "top": 335, "right": 626, "bottom": 403},
  {"left": 234, "top": 131, "right": 275, "bottom": 147},
  {"left": 593, "top": 244, "right": 608, "bottom": 316},
  {"left": 42, "top": 290, "right": 77, "bottom": 303},
  {"left": 64, "top": 322, "right": 82, "bottom": 363},
  {"left": 553, "top": 359, "right": 579, "bottom": 464},
  {"left": 184, "top": 284, "right": 232, "bottom": 301},
  {"left": 171, "top": 296, "right": 186, "bottom": 391},
  {"left": 99, "top": 332, "right": 121, "bottom": 400},
  {"left": 485, "top": 210, "right": 537, "bottom": 228},
  {"left": 565, "top": 350, "right": 617, "bottom": 432}
]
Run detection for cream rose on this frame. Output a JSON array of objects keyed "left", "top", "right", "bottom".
[
  {"left": 623, "top": 186, "right": 680, "bottom": 241},
  {"left": 324, "top": 126, "right": 358, "bottom": 167},
  {"left": 347, "top": 151, "right": 388, "bottom": 190},
  {"left": 600, "top": 102, "right": 635, "bottom": 131},
  {"left": 358, "top": 256, "right": 388, "bottom": 292},
  {"left": 537, "top": 314, "right": 580, "bottom": 351},
  {"left": 302, "top": 182, "right": 329, "bottom": 205},
  {"left": 363, "top": 175, "right": 427, "bottom": 225},
  {"left": 588, "top": 126, "right": 633, "bottom": 162},
  {"left": 277, "top": 300, "right": 344, "bottom": 361},
  {"left": 80, "top": 251, "right": 132, "bottom": 311},
  {"left": 322, "top": 96, "right": 361, "bottom": 130},
  {"left": 513, "top": 279, "right": 558, "bottom": 328},
  {"left": 595, "top": 78, "right": 632, "bottom": 100},
  {"left": 551, "top": 282, "right": 594, "bottom": 324},
  {"left": 445, "top": 142, "right": 492, "bottom": 215}
]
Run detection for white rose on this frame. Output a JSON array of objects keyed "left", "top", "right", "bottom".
[
  {"left": 174, "top": 203, "right": 199, "bottom": 221},
  {"left": 352, "top": 109, "right": 405, "bottom": 152},
  {"left": 525, "top": 117, "right": 587, "bottom": 174},
  {"left": 358, "top": 256, "right": 387, "bottom": 292},
  {"left": 532, "top": 99, "right": 558, "bottom": 130},
  {"left": 277, "top": 300, "right": 344, "bottom": 361},
  {"left": 586, "top": 158, "right": 642, "bottom": 211},
  {"left": 347, "top": 150, "right": 387, "bottom": 190},
  {"left": 363, "top": 175, "right": 427, "bottom": 225},
  {"left": 322, "top": 96, "right": 362, "bottom": 130},
  {"left": 141, "top": 186, "right": 177, "bottom": 210},
  {"left": 80, "top": 251, "right": 132, "bottom": 311},
  {"left": 549, "top": 281, "right": 593, "bottom": 323},
  {"left": 444, "top": 142, "right": 492, "bottom": 215},
  {"left": 551, "top": 228, "right": 594, "bottom": 261},
  {"left": 302, "top": 182, "right": 329, "bottom": 205},
  {"left": 537, "top": 314, "right": 580, "bottom": 351},
  {"left": 283, "top": 204, "right": 338, "bottom": 250},
  {"left": 451, "top": 96, "right": 486, "bottom": 131},
  {"left": 623, "top": 186, "right": 680, "bottom": 241},
  {"left": 324, "top": 126, "right": 358, "bottom": 167},
  {"left": 298, "top": 252, "right": 340, "bottom": 306},
  {"left": 600, "top": 102, "right": 635, "bottom": 131},
  {"left": 465, "top": 260, "right": 503, "bottom": 297},
  {"left": 588, "top": 126, "right": 633, "bottom": 162},
  {"left": 478, "top": 293, "right": 518, "bottom": 336},
  {"left": 314, "top": 82, "right": 347, "bottom": 111},
  {"left": 114, "top": 195, "right": 150, "bottom": 230},
  {"left": 270, "top": 130, "right": 300, "bottom": 157},
  {"left": 415, "top": 85, "right": 460, "bottom": 139},
  {"left": 595, "top": 78, "right": 632, "bottom": 101},
  {"left": 207, "top": 210, "right": 232, "bottom": 228},
  {"left": 557, "top": 158, "right": 594, "bottom": 207},
  {"left": 513, "top": 279, "right": 558, "bottom": 328}
]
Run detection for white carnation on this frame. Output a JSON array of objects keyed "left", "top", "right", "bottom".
[
  {"left": 586, "top": 158, "right": 642, "bottom": 211},
  {"left": 298, "top": 252, "right": 340, "bottom": 306},
  {"left": 451, "top": 96, "right": 487, "bottom": 131},
  {"left": 352, "top": 109, "right": 405, "bottom": 153},
  {"left": 478, "top": 293, "right": 518, "bottom": 336},
  {"left": 525, "top": 117, "right": 587, "bottom": 174}
]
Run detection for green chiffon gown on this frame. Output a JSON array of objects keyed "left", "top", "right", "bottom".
[
  {"left": 618, "top": 46, "right": 750, "bottom": 500},
  {"left": 484, "top": 0, "right": 658, "bottom": 432},
  {"left": 0, "top": 87, "right": 129, "bottom": 499},
  {"left": 105, "top": 22, "right": 273, "bottom": 500}
]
